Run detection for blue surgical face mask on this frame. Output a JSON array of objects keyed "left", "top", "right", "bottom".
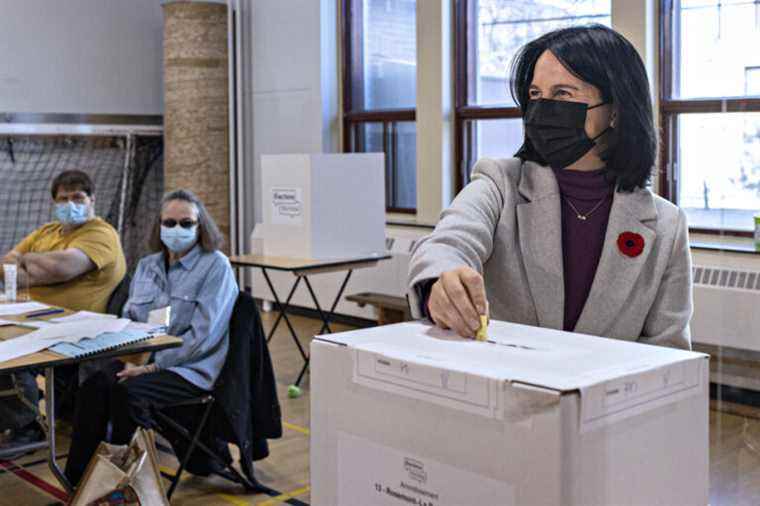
[
  {"left": 54, "top": 202, "right": 90, "bottom": 226},
  {"left": 160, "top": 225, "right": 198, "bottom": 253}
]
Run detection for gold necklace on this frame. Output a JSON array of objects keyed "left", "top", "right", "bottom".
[{"left": 563, "top": 195, "right": 608, "bottom": 221}]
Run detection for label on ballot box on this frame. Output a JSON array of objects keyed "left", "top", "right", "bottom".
[{"left": 337, "top": 432, "right": 515, "bottom": 506}]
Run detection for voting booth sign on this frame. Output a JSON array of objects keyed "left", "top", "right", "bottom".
[
  {"left": 311, "top": 321, "right": 709, "bottom": 506},
  {"left": 254, "top": 153, "right": 386, "bottom": 259}
]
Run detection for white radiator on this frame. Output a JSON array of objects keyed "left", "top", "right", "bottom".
[{"left": 691, "top": 265, "right": 760, "bottom": 352}]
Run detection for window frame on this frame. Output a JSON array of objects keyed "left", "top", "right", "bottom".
[
  {"left": 341, "top": 0, "right": 417, "bottom": 214},
  {"left": 454, "top": 0, "right": 525, "bottom": 193},
  {"left": 660, "top": 0, "right": 760, "bottom": 238},
  {"left": 454, "top": 0, "right": 614, "bottom": 192}
]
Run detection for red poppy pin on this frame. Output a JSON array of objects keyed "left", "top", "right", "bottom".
[{"left": 617, "top": 232, "right": 645, "bottom": 258}]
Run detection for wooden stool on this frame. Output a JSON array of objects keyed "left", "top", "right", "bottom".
[{"left": 346, "top": 292, "right": 411, "bottom": 326}]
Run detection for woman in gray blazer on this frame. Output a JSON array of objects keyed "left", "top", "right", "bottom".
[{"left": 409, "top": 25, "right": 692, "bottom": 350}]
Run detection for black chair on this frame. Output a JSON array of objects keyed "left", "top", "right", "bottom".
[
  {"left": 106, "top": 273, "right": 132, "bottom": 317},
  {"left": 56, "top": 274, "right": 135, "bottom": 418},
  {"left": 154, "top": 291, "right": 282, "bottom": 500}
]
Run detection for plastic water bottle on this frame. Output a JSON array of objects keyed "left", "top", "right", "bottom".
[{"left": 3, "top": 263, "right": 17, "bottom": 302}]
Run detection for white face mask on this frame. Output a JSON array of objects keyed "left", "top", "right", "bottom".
[
  {"left": 160, "top": 224, "right": 198, "bottom": 253},
  {"left": 54, "top": 201, "right": 90, "bottom": 225}
]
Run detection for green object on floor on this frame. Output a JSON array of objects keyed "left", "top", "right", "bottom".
[{"left": 288, "top": 385, "right": 302, "bottom": 399}]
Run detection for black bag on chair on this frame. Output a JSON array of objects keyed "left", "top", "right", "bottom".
[{"left": 161, "top": 291, "right": 282, "bottom": 488}]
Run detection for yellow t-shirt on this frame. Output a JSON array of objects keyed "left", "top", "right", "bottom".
[{"left": 14, "top": 218, "right": 127, "bottom": 313}]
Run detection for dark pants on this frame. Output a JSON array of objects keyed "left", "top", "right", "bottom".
[
  {"left": 0, "top": 372, "right": 39, "bottom": 431},
  {"left": 0, "top": 365, "right": 80, "bottom": 432},
  {"left": 64, "top": 361, "right": 205, "bottom": 487}
]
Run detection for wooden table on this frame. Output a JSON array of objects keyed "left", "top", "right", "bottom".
[
  {"left": 229, "top": 253, "right": 391, "bottom": 387},
  {"left": 0, "top": 306, "right": 182, "bottom": 493}
]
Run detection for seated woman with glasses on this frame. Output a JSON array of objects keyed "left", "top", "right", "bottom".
[{"left": 64, "top": 189, "right": 239, "bottom": 487}]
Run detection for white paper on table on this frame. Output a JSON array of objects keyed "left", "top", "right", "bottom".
[
  {"left": 0, "top": 319, "right": 54, "bottom": 329},
  {"left": 0, "top": 318, "right": 130, "bottom": 363},
  {"left": 50, "top": 311, "right": 117, "bottom": 323},
  {"left": 148, "top": 306, "right": 171, "bottom": 326},
  {"left": 126, "top": 321, "right": 166, "bottom": 334},
  {"left": 0, "top": 302, "right": 50, "bottom": 316}
]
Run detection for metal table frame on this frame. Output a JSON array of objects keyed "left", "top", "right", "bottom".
[
  {"left": 231, "top": 254, "right": 391, "bottom": 387},
  {"left": 0, "top": 336, "right": 182, "bottom": 494}
]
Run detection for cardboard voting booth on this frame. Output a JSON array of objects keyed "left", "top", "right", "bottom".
[
  {"left": 253, "top": 153, "right": 386, "bottom": 259},
  {"left": 311, "top": 321, "right": 709, "bottom": 506}
]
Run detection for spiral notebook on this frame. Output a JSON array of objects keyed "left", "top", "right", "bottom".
[{"left": 49, "top": 329, "right": 153, "bottom": 359}]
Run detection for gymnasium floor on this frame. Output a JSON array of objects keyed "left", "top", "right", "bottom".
[{"left": 1, "top": 312, "right": 759, "bottom": 505}]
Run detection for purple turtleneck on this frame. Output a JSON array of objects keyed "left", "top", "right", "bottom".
[{"left": 553, "top": 167, "right": 615, "bottom": 332}]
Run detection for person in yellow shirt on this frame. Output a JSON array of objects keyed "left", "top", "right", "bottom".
[{"left": 0, "top": 170, "right": 126, "bottom": 453}]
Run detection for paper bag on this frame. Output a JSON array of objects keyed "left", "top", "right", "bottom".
[{"left": 69, "top": 428, "right": 169, "bottom": 506}]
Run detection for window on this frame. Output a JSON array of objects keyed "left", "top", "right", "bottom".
[
  {"left": 662, "top": 0, "right": 760, "bottom": 235},
  {"left": 455, "top": 0, "right": 611, "bottom": 190},
  {"left": 342, "top": 0, "right": 417, "bottom": 213}
]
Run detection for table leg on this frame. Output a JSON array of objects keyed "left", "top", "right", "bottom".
[
  {"left": 261, "top": 270, "right": 302, "bottom": 343},
  {"left": 44, "top": 366, "right": 72, "bottom": 493},
  {"left": 295, "top": 270, "right": 354, "bottom": 386},
  {"left": 260, "top": 269, "right": 308, "bottom": 366}
]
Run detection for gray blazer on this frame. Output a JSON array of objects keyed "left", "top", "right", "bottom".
[{"left": 408, "top": 158, "right": 693, "bottom": 350}]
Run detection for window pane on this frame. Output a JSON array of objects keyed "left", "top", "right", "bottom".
[
  {"left": 677, "top": 112, "right": 760, "bottom": 231},
  {"left": 462, "top": 118, "right": 524, "bottom": 185},
  {"left": 392, "top": 121, "right": 417, "bottom": 209},
  {"left": 677, "top": 0, "right": 760, "bottom": 98},
  {"left": 472, "top": 0, "right": 611, "bottom": 106},
  {"left": 349, "top": 121, "right": 417, "bottom": 210},
  {"left": 360, "top": 0, "right": 417, "bottom": 109}
]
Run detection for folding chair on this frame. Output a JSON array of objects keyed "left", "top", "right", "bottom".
[
  {"left": 152, "top": 291, "right": 280, "bottom": 500},
  {"left": 153, "top": 395, "right": 272, "bottom": 499}
]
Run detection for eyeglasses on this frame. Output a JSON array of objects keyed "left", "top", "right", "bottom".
[{"left": 161, "top": 219, "right": 198, "bottom": 229}]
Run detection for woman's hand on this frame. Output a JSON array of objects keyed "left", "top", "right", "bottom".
[
  {"left": 428, "top": 267, "right": 489, "bottom": 338},
  {"left": 116, "top": 363, "right": 158, "bottom": 380}
]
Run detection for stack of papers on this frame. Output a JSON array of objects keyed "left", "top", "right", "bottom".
[
  {"left": 0, "top": 318, "right": 131, "bottom": 363},
  {"left": 0, "top": 319, "right": 53, "bottom": 329},
  {"left": 50, "top": 311, "right": 117, "bottom": 324},
  {"left": 0, "top": 304, "right": 169, "bottom": 363},
  {"left": 0, "top": 302, "right": 50, "bottom": 316}
]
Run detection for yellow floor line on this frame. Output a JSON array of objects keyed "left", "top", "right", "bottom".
[
  {"left": 162, "top": 465, "right": 258, "bottom": 506},
  {"left": 257, "top": 485, "right": 311, "bottom": 506},
  {"left": 216, "top": 491, "right": 256, "bottom": 506},
  {"left": 283, "top": 421, "right": 310, "bottom": 436}
]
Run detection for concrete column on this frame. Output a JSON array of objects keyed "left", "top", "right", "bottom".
[{"left": 163, "top": 1, "right": 230, "bottom": 248}]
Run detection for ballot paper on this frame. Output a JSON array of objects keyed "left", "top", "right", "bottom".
[
  {"left": 0, "top": 302, "right": 50, "bottom": 316},
  {"left": 0, "top": 318, "right": 131, "bottom": 363},
  {"left": 50, "top": 311, "right": 117, "bottom": 323}
]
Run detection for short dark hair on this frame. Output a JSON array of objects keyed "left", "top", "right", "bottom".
[
  {"left": 510, "top": 24, "right": 657, "bottom": 192},
  {"left": 50, "top": 170, "right": 95, "bottom": 199},
  {"left": 149, "top": 189, "right": 225, "bottom": 253}
]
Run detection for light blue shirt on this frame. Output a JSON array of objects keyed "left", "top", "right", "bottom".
[{"left": 123, "top": 245, "right": 238, "bottom": 391}]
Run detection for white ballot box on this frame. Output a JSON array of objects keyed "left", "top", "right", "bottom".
[
  {"left": 254, "top": 153, "right": 386, "bottom": 259},
  {"left": 311, "top": 321, "right": 709, "bottom": 506}
]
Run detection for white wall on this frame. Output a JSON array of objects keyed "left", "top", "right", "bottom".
[
  {"left": 0, "top": 0, "right": 163, "bottom": 115},
  {"left": 248, "top": 0, "right": 339, "bottom": 227}
]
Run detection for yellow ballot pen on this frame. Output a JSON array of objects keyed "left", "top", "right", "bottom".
[{"left": 475, "top": 314, "right": 489, "bottom": 341}]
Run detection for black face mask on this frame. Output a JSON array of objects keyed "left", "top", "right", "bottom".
[{"left": 523, "top": 98, "right": 610, "bottom": 169}]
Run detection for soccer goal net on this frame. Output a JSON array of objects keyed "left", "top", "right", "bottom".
[{"left": 0, "top": 133, "right": 164, "bottom": 272}]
